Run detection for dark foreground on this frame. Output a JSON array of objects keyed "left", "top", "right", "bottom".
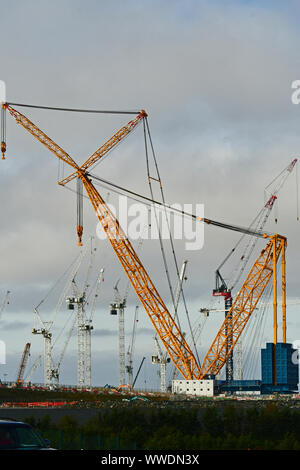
[{"left": 1, "top": 388, "right": 300, "bottom": 450}]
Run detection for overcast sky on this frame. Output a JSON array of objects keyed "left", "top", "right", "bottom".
[{"left": 1, "top": 0, "right": 300, "bottom": 388}]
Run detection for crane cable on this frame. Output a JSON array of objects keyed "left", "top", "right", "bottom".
[
  {"left": 143, "top": 118, "right": 201, "bottom": 367},
  {"left": 242, "top": 282, "right": 272, "bottom": 379},
  {"left": 6, "top": 102, "right": 140, "bottom": 115}
]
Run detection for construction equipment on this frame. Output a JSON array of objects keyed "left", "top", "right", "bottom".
[
  {"left": 110, "top": 280, "right": 127, "bottom": 386},
  {"left": 84, "top": 266, "right": 105, "bottom": 388},
  {"left": 126, "top": 305, "right": 139, "bottom": 388},
  {"left": 66, "top": 238, "right": 99, "bottom": 388},
  {"left": 51, "top": 314, "right": 77, "bottom": 386},
  {"left": 32, "top": 321, "right": 52, "bottom": 387},
  {"left": 200, "top": 234, "right": 287, "bottom": 379},
  {"left": 132, "top": 356, "right": 146, "bottom": 389},
  {"left": 24, "top": 354, "right": 42, "bottom": 384},
  {"left": 212, "top": 158, "right": 297, "bottom": 380},
  {"left": 160, "top": 260, "right": 188, "bottom": 389},
  {"left": 33, "top": 249, "right": 87, "bottom": 387},
  {"left": 5, "top": 103, "right": 289, "bottom": 382},
  {"left": 15, "top": 343, "right": 31, "bottom": 386},
  {"left": 67, "top": 280, "right": 87, "bottom": 388},
  {"left": 152, "top": 335, "right": 170, "bottom": 392}
]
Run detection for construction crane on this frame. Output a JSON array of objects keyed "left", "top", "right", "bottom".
[
  {"left": 110, "top": 280, "right": 127, "bottom": 386},
  {"left": 32, "top": 316, "right": 52, "bottom": 387},
  {"left": 67, "top": 279, "right": 87, "bottom": 388},
  {"left": 84, "top": 266, "right": 105, "bottom": 388},
  {"left": 15, "top": 342, "right": 31, "bottom": 387},
  {"left": 33, "top": 249, "right": 87, "bottom": 387},
  {"left": 132, "top": 356, "right": 146, "bottom": 389},
  {"left": 200, "top": 233, "right": 287, "bottom": 379},
  {"left": 158, "top": 260, "right": 188, "bottom": 389},
  {"left": 126, "top": 305, "right": 139, "bottom": 388},
  {"left": 66, "top": 238, "right": 98, "bottom": 388},
  {"left": 212, "top": 158, "right": 297, "bottom": 381},
  {"left": 24, "top": 354, "right": 42, "bottom": 384},
  {"left": 152, "top": 335, "right": 170, "bottom": 392},
  {"left": 5, "top": 103, "right": 289, "bottom": 382},
  {"left": 51, "top": 315, "right": 77, "bottom": 387}
]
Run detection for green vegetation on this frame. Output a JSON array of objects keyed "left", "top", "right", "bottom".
[
  {"left": 0, "top": 386, "right": 165, "bottom": 404},
  {"left": 23, "top": 402, "right": 300, "bottom": 450}
]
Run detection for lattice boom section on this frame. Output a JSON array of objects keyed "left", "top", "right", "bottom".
[
  {"left": 7, "top": 106, "right": 79, "bottom": 170},
  {"left": 82, "top": 175, "right": 201, "bottom": 380},
  {"left": 199, "top": 235, "right": 285, "bottom": 378}
]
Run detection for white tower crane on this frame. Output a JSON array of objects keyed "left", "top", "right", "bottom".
[
  {"left": 33, "top": 248, "right": 86, "bottom": 387},
  {"left": 24, "top": 354, "right": 42, "bottom": 384},
  {"left": 152, "top": 336, "right": 170, "bottom": 393},
  {"left": 66, "top": 237, "right": 98, "bottom": 388},
  {"left": 110, "top": 280, "right": 127, "bottom": 386},
  {"left": 51, "top": 315, "right": 77, "bottom": 387},
  {"left": 83, "top": 267, "right": 105, "bottom": 388}
]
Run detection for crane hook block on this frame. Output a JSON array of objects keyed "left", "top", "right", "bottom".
[
  {"left": 1, "top": 141, "right": 6, "bottom": 159},
  {"left": 77, "top": 225, "right": 83, "bottom": 246}
]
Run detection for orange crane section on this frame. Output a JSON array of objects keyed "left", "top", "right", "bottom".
[
  {"left": 15, "top": 342, "right": 31, "bottom": 386},
  {"left": 5, "top": 104, "right": 288, "bottom": 382},
  {"left": 199, "top": 233, "right": 286, "bottom": 378}
]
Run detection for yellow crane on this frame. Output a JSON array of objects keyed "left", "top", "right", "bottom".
[
  {"left": 3, "top": 103, "right": 287, "bottom": 381},
  {"left": 15, "top": 342, "right": 31, "bottom": 387}
]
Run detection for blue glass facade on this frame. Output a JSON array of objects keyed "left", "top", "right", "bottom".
[{"left": 261, "top": 342, "right": 299, "bottom": 393}]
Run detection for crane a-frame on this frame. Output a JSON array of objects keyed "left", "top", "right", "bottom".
[{"left": 4, "top": 103, "right": 288, "bottom": 381}]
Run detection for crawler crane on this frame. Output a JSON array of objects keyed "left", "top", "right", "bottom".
[{"left": 3, "top": 102, "right": 289, "bottom": 381}]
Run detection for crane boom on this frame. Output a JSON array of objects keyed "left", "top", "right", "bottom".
[
  {"left": 6, "top": 103, "right": 288, "bottom": 382},
  {"left": 58, "top": 110, "right": 147, "bottom": 186},
  {"left": 16, "top": 342, "right": 31, "bottom": 385},
  {"left": 82, "top": 175, "right": 201, "bottom": 379},
  {"left": 6, "top": 106, "right": 201, "bottom": 379}
]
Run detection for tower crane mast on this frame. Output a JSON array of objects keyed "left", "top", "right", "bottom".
[{"left": 110, "top": 280, "right": 127, "bottom": 386}]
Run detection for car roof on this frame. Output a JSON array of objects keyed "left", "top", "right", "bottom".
[{"left": 0, "top": 418, "right": 27, "bottom": 424}]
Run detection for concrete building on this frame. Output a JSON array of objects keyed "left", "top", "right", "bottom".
[{"left": 172, "top": 379, "right": 214, "bottom": 396}]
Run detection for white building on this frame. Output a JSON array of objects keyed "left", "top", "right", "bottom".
[{"left": 172, "top": 379, "right": 215, "bottom": 397}]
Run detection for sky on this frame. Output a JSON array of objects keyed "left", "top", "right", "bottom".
[{"left": 1, "top": 0, "right": 300, "bottom": 389}]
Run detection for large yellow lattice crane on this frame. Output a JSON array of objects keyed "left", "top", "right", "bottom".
[{"left": 3, "top": 103, "right": 287, "bottom": 381}]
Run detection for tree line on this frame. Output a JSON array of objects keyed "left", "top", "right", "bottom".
[{"left": 24, "top": 402, "right": 300, "bottom": 450}]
